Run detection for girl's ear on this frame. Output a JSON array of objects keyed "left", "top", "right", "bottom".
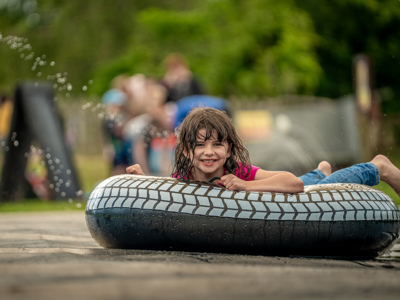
[{"left": 226, "top": 143, "right": 232, "bottom": 158}]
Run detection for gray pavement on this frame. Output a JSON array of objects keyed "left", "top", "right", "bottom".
[{"left": 0, "top": 211, "right": 399, "bottom": 300}]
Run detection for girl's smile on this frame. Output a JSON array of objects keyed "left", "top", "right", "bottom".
[{"left": 191, "top": 129, "right": 231, "bottom": 181}]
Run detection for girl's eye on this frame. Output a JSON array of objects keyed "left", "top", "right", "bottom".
[{"left": 196, "top": 143, "right": 204, "bottom": 147}]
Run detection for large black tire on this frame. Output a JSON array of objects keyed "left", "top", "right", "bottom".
[{"left": 86, "top": 175, "right": 400, "bottom": 258}]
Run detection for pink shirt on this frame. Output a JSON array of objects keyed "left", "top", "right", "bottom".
[
  {"left": 172, "top": 162, "right": 260, "bottom": 181},
  {"left": 233, "top": 162, "right": 260, "bottom": 181}
]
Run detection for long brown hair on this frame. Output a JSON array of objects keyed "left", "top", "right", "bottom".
[{"left": 172, "top": 107, "right": 251, "bottom": 180}]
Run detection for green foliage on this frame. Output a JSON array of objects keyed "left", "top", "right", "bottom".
[
  {"left": 0, "top": 0, "right": 193, "bottom": 95},
  {"left": 1, "top": 0, "right": 400, "bottom": 104},
  {"left": 204, "top": 0, "right": 321, "bottom": 96},
  {"left": 92, "top": 0, "right": 321, "bottom": 97},
  {"left": 294, "top": 0, "right": 400, "bottom": 107}
]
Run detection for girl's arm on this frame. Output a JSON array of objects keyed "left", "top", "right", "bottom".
[
  {"left": 126, "top": 164, "right": 146, "bottom": 176},
  {"left": 219, "top": 169, "right": 304, "bottom": 193}
]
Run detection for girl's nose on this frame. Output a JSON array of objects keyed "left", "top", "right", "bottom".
[{"left": 204, "top": 144, "right": 214, "bottom": 154}]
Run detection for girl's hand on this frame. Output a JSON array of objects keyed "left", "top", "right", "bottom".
[
  {"left": 126, "top": 164, "right": 146, "bottom": 176},
  {"left": 219, "top": 174, "right": 247, "bottom": 191}
]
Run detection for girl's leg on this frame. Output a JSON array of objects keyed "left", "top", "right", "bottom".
[
  {"left": 300, "top": 155, "right": 400, "bottom": 197},
  {"left": 317, "top": 155, "right": 400, "bottom": 195},
  {"left": 370, "top": 155, "right": 400, "bottom": 197},
  {"left": 299, "top": 161, "right": 332, "bottom": 186},
  {"left": 317, "top": 162, "right": 379, "bottom": 186}
]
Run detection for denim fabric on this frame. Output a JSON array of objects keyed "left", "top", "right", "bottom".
[
  {"left": 299, "top": 162, "right": 380, "bottom": 187},
  {"left": 298, "top": 169, "right": 326, "bottom": 185}
]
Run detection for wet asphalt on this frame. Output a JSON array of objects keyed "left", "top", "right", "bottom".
[{"left": 0, "top": 211, "right": 399, "bottom": 300}]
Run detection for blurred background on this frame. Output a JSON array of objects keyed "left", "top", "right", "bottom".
[{"left": 1, "top": 0, "right": 400, "bottom": 204}]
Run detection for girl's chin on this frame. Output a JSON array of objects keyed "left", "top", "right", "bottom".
[{"left": 193, "top": 169, "right": 221, "bottom": 181}]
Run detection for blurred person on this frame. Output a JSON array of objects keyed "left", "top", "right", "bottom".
[
  {"left": 173, "top": 95, "right": 231, "bottom": 128},
  {"left": 101, "top": 75, "right": 131, "bottom": 175},
  {"left": 160, "top": 53, "right": 205, "bottom": 103},
  {"left": 123, "top": 75, "right": 175, "bottom": 176},
  {"left": 123, "top": 74, "right": 149, "bottom": 118}
]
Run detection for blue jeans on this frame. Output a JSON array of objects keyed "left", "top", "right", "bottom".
[{"left": 299, "top": 162, "right": 380, "bottom": 186}]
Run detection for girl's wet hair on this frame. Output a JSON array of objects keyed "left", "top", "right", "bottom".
[{"left": 173, "top": 106, "right": 251, "bottom": 180}]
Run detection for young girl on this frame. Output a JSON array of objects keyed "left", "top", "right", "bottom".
[{"left": 126, "top": 107, "right": 400, "bottom": 196}]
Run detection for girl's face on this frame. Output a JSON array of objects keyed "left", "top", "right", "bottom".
[{"left": 190, "top": 128, "right": 231, "bottom": 181}]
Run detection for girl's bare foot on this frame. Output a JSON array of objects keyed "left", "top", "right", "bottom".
[
  {"left": 317, "top": 161, "right": 332, "bottom": 177},
  {"left": 371, "top": 154, "right": 400, "bottom": 197}
]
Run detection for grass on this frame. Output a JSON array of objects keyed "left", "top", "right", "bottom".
[
  {"left": 374, "top": 181, "right": 400, "bottom": 205},
  {"left": 0, "top": 199, "right": 86, "bottom": 213},
  {"left": 74, "top": 153, "right": 110, "bottom": 194},
  {"left": 374, "top": 151, "right": 400, "bottom": 206}
]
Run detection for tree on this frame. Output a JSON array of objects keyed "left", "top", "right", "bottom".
[
  {"left": 294, "top": 0, "right": 400, "bottom": 112},
  {"left": 92, "top": 0, "right": 321, "bottom": 98}
]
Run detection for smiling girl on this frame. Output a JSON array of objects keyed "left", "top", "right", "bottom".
[
  {"left": 127, "top": 106, "right": 304, "bottom": 193},
  {"left": 127, "top": 106, "right": 400, "bottom": 196}
]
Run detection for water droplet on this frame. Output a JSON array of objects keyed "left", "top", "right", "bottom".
[
  {"left": 50, "top": 61, "right": 55, "bottom": 66},
  {"left": 82, "top": 86, "right": 87, "bottom": 91},
  {"left": 13, "top": 141, "right": 19, "bottom": 146}
]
